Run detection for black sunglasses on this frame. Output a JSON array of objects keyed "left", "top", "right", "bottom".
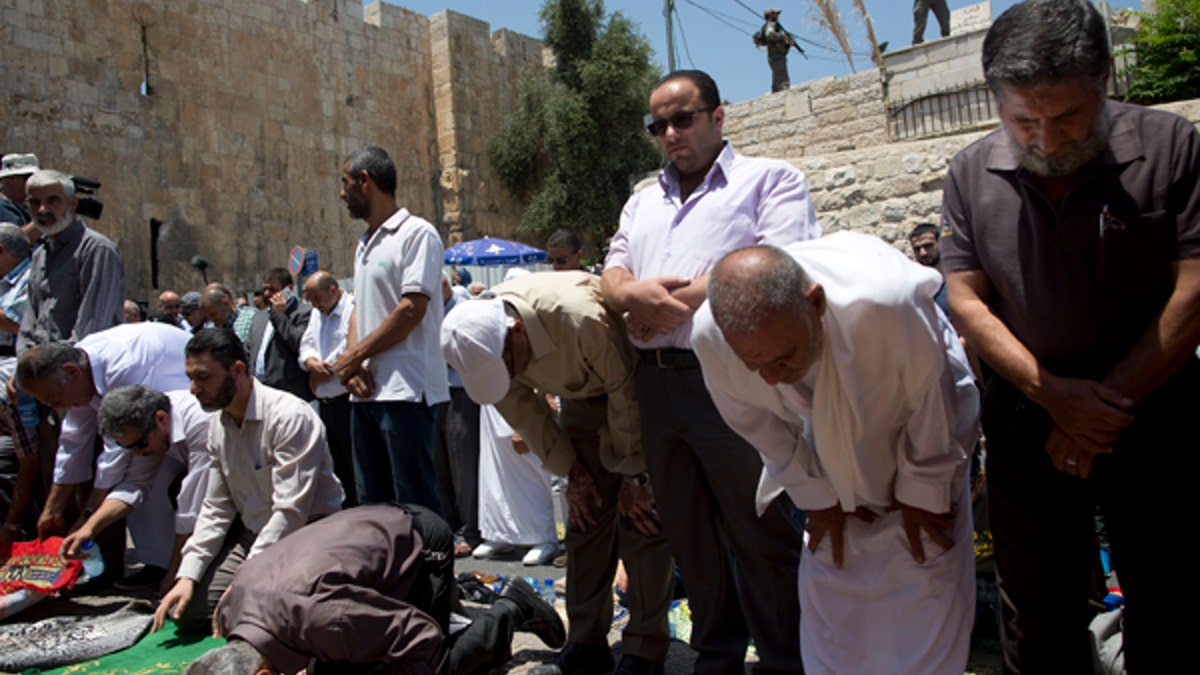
[
  {"left": 549, "top": 255, "right": 573, "bottom": 266},
  {"left": 645, "top": 107, "right": 715, "bottom": 136},
  {"left": 118, "top": 426, "right": 153, "bottom": 451}
]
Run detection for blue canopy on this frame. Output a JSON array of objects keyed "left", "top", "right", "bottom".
[{"left": 444, "top": 237, "right": 546, "bottom": 266}]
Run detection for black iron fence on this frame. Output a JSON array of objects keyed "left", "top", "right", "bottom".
[{"left": 887, "top": 83, "right": 997, "bottom": 142}]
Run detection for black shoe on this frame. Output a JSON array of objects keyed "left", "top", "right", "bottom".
[
  {"left": 113, "top": 565, "right": 167, "bottom": 591},
  {"left": 456, "top": 572, "right": 498, "bottom": 604},
  {"left": 497, "top": 577, "right": 567, "bottom": 649},
  {"left": 527, "top": 642, "right": 615, "bottom": 675},
  {"left": 612, "top": 654, "right": 663, "bottom": 675}
]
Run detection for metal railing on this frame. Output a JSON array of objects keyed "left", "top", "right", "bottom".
[{"left": 887, "top": 83, "right": 998, "bottom": 142}]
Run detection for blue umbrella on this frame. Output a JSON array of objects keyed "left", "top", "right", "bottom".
[{"left": 444, "top": 237, "right": 546, "bottom": 266}]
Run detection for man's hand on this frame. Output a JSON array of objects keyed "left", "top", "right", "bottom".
[
  {"left": 1045, "top": 425, "right": 1108, "bottom": 478},
  {"left": 805, "top": 505, "right": 876, "bottom": 568},
  {"left": 620, "top": 277, "right": 694, "bottom": 340},
  {"left": 1037, "top": 376, "right": 1134, "bottom": 452},
  {"left": 511, "top": 432, "right": 530, "bottom": 455},
  {"left": 897, "top": 501, "right": 955, "bottom": 564},
  {"left": 566, "top": 460, "right": 603, "bottom": 534},
  {"left": 333, "top": 348, "right": 366, "bottom": 383},
  {"left": 306, "top": 358, "right": 335, "bottom": 381},
  {"left": 153, "top": 578, "right": 195, "bottom": 632},
  {"left": 268, "top": 291, "right": 288, "bottom": 314},
  {"left": 59, "top": 526, "right": 96, "bottom": 559},
  {"left": 37, "top": 509, "right": 65, "bottom": 540},
  {"left": 344, "top": 372, "right": 374, "bottom": 399},
  {"left": 617, "top": 479, "right": 660, "bottom": 538}
]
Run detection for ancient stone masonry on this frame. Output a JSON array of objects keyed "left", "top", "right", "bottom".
[{"left": 1, "top": 0, "right": 541, "bottom": 298}]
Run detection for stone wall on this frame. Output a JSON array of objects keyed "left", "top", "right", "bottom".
[
  {"left": 0, "top": 0, "right": 539, "bottom": 299},
  {"left": 789, "top": 98, "right": 1200, "bottom": 252},
  {"left": 722, "top": 69, "right": 888, "bottom": 159}
]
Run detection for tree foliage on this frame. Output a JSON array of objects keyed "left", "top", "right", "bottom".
[
  {"left": 489, "top": 0, "right": 661, "bottom": 252},
  {"left": 1125, "top": 0, "right": 1200, "bottom": 104}
]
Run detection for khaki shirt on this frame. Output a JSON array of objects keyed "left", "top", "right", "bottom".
[{"left": 491, "top": 271, "right": 643, "bottom": 477}]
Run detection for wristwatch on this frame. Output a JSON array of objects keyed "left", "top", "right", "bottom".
[{"left": 623, "top": 472, "right": 650, "bottom": 487}]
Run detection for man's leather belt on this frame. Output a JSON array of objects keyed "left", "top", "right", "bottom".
[{"left": 638, "top": 348, "right": 699, "bottom": 369}]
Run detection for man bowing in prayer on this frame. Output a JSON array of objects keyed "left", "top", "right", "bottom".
[{"left": 691, "top": 232, "right": 979, "bottom": 674}]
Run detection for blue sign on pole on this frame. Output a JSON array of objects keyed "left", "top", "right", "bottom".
[
  {"left": 302, "top": 250, "right": 319, "bottom": 276},
  {"left": 288, "top": 246, "right": 304, "bottom": 276}
]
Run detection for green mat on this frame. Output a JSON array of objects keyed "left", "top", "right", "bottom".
[{"left": 20, "top": 624, "right": 223, "bottom": 675}]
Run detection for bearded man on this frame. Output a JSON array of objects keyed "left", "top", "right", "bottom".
[
  {"left": 17, "top": 169, "right": 125, "bottom": 353},
  {"left": 940, "top": 0, "right": 1200, "bottom": 671}
]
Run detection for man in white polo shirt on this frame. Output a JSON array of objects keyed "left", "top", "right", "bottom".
[{"left": 334, "top": 146, "right": 448, "bottom": 510}]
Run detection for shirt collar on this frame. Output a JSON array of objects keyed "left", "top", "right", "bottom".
[
  {"left": 359, "top": 208, "right": 410, "bottom": 246},
  {"left": 658, "top": 141, "right": 735, "bottom": 195},
  {"left": 329, "top": 291, "right": 351, "bottom": 319},
  {"left": 3, "top": 257, "right": 30, "bottom": 283},
  {"left": 221, "top": 378, "right": 263, "bottom": 426},
  {"left": 42, "top": 220, "right": 85, "bottom": 253}
]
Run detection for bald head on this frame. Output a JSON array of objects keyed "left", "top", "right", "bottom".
[
  {"left": 304, "top": 271, "right": 342, "bottom": 315},
  {"left": 199, "top": 286, "right": 236, "bottom": 325},
  {"left": 709, "top": 245, "right": 814, "bottom": 337},
  {"left": 158, "top": 290, "right": 182, "bottom": 322},
  {"left": 709, "top": 245, "right": 826, "bottom": 386}
]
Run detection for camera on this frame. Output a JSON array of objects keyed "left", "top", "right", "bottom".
[{"left": 70, "top": 176, "right": 103, "bottom": 220}]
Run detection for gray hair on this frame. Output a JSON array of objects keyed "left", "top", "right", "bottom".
[
  {"left": 98, "top": 385, "right": 170, "bottom": 438},
  {"left": 15, "top": 342, "right": 86, "bottom": 388},
  {"left": 983, "top": 0, "right": 1110, "bottom": 94},
  {"left": 183, "top": 640, "right": 266, "bottom": 675},
  {"left": 708, "top": 245, "right": 813, "bottom": 337},
  {"left": 0, "top": 222, "right": 31, "bottom": 260},
  {"left": 345, "top": 145, "right": 397, "bottom": 197},
  {"left": 25, "top": 169, "right": 76, "bottom": 199}
]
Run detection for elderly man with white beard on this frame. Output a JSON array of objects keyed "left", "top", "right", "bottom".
[
  {"left": 692, "top": 234, "right": 980, "bottom": 674},
  {"left": 17, "top": 169, "right": 125, "bottom": 353}
]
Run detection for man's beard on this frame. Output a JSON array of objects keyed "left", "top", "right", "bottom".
[
  {"left": 1010, "top": 107, "right": 1110, "bottom": 178},
  {"left": 344, "top": 193, "right": 369, "bottom": 219},
  {"left": 36, "top": 208, "right": 74, "bottom": 237},
  {"left": 197, "top": 373, "right": 238, "bottom": 412}
]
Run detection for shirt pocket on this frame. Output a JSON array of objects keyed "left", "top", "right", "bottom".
[{"left": 1095, "top": 209, "right": 1174, "bottom": 295}]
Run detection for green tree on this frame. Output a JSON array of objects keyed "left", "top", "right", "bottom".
[
  {"left": 489, "top": 0, "right": 661, "bottom": 251},
  {"left": 1126, "top": 0, "right": 1200, "bottom": 104}
]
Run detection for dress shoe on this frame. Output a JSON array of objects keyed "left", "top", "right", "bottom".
[
  {"left": 527, "top": 642, "right": 615, "bottom": 675},
  {"left": 497, "top": 577, "right": 566, "bottom": 649}
]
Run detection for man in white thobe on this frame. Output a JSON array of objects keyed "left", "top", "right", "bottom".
[{"left": 691, "top": 232, "right": 978, "bottom": 675}]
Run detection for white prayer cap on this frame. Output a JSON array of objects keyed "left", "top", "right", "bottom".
[{"left": 441, "top": 298, "right": 510, "bottom": 405}]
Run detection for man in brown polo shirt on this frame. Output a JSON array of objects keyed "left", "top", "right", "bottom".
[{"left": 940, "top": 1, "right": 1200, "bottom": 672}]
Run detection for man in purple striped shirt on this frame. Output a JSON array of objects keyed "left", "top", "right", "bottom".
[{"left": 601, "top": 70, "right": 820, "bottom": 675}]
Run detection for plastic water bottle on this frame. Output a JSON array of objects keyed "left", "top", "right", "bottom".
[
  {"left": 80, "top": 540, "right": 105, "bottom": 580},
  {"left": 542, "top": 577, "right": 556, "bottom": 605}
]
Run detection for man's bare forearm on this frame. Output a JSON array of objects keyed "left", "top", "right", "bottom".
[{"left": 350, "top": 294, "right": 427, "bottom": 361}]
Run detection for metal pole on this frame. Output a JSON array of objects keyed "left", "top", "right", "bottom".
[{"left": 665, "top": 0, "right": 675, "bottom": 72}]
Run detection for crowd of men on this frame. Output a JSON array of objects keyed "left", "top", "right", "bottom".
[{"left": 0, "top": 1, "right": 1194, "bottom": 673}]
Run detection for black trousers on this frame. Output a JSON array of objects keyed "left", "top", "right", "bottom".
[
  {"left": 985, "top": 359, "right": 1197, "bottom": 674},
  {"left": 319, "top": 394, "right": 357, "bottom": 507},
  {"left": 636, "top": 356, "right": 803, "bottom": 675},
  {"left": 431, "top": 388, "right": 482, "bottom": 544}
]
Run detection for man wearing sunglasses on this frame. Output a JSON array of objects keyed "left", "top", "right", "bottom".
[
  {"left": 545, "top": 230, "right": 584, "bottom": 272},
  {"left": 14, "top": 322, "right": 192, "bottom": 587},
  {"left": 442, "top": 272, "right": 673, "bottom": 675},
  {"left": 601, "top": 70, "right": 819, "bottom": 674},
  {"left": 59, "top": 385, "right": 211, "bottom": 595}
]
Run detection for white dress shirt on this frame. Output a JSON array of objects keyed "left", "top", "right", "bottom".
[
  {"left": 55, "top": 323, "right": 192, "bottom": 488},
  {"left": 298, "top": 291, "right": 354, "bottom": 399}
]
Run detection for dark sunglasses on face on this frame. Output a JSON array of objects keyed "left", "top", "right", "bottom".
[
  {"left": 549, "top": 256, "right": 572, "bottom": 266},
  {"left": 645, "top": 107, "right": 715, "bottom": 136}
]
